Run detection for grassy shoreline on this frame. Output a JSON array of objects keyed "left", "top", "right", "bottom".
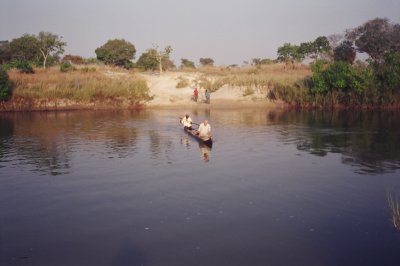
[
  {"left": 1, "top": 66, "right": 151, "bottom": 111},
  {"left": 1, "top": 63, "right": 399, "bottom": 111}
]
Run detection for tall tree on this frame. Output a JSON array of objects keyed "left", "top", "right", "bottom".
[
  {"left": 9, "top": 34, "right": 40, "bottom": 62},
  {"left": 0, "top": 41, "right": 12, "bottom": 64},
  {"left": 154, "top": 45, "right": 173, "bottom": 74},
  {"left": 299, "top": 36, "right": 331, "bottom": 60},
  {"left": 346, "top": 18, "right": 400, "bottom": 63},
  {"left": 333, "top": 40, "right": 356, "bottom": 64},
  {"left": 95, "top": 39, "right": 136, "bottom": 66},
  {"left": 37, "top": 32, "right": 66, "bottom": 68},
  {"left": 277, "top": 43, "right": 304, "bottom": 66},
  {"left": 136, "top": 49, "right": 159, "bottom": 70},
  {"left": 37, "top": 31, "right": 67, "bottom": 68}
]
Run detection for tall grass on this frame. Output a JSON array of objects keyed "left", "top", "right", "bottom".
[
  {"left": 8, "top": 66, "right": 151, "bottom": 105},
  {"left": 387, "top": 192, "right": 400, "bottom": 231},
  {"left": 192, "top": 64, "right": 311, "bottom": 96}
]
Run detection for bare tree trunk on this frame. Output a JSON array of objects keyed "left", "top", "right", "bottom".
[{"left": 39, "top": 49, "right": 48, "bottom": 69}]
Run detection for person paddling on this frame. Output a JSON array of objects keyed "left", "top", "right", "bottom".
[{"left": 181, "top": 114, "right": 193, "bottom": 130}]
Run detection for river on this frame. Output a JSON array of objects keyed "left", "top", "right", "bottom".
[{"left": 1, "top": 108, "right": 400, "bottom": 266}]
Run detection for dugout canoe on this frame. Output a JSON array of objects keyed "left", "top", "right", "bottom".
[{"left": 184, "top": 127, "right": 213, "bottom": 148}]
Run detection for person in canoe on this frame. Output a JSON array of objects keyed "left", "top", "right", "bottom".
[
  {"left": 197, "top": 119, "right": 212, "bottom": 141},
  {"left": 181, "top": 114, "right": 193, "bottom": 130}
]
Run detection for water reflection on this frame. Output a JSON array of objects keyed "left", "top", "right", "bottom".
[
  {"left": 199, "top": 143, "right": 211, "bottom": 162},
  {"left": 179, "top": 131, "right": 212, "bottom": 162},
  {"left": 272, "top": 110, "right": 400, "bottom": 175},
  {"left": 0, "top": 109, "right": 399, "bottom": 175}
]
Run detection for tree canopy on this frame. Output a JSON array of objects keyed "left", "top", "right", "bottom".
[
  {"left": 136, "top": 49, "right": 159, "bottom": 70},
  {"left": 0, "top": 41, "right": 11, "bottom": 64},
  {"left": 9, "top": 34, "right": 40, "bottom": 62},
  {"left": 346, "top": 18, "right": 400, "bottom": 63},
  {"left": 95, "top": 39, "right": 136, "bottom": 67},
  {"left": 37, "top": 31, "right": 66, "bottom": 68},
  {"left": 199, "top": 58, "right": 214, "bottom": 67},
  {"left": 181, "top": 58, "right": 195, "bottom": 68},
  {"left": 333, "top": 40, "right": 356, "bottom": 64}
]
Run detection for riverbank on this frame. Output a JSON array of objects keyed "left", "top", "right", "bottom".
[{"left": 1, "top": 65, "right": 295, "bottom": 111}]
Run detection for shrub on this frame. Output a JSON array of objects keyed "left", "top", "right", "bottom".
[
  {"left": 15, "top": 60, "right": 34, "bottom": 74},
  {"left": 176, "top": 76, "right": 189, "bottom": 88},
  {"left": 63, "top": 54, "right": 84, "bottom": 64},
  {"left": 0, "top": 68, "right": 10, "bottom": 101},
  {"left": 60, "top": 62, "right": 75, "bottom": 72},
  {"left": 181, "top": 58, "right": 195, "bottom": 68}
]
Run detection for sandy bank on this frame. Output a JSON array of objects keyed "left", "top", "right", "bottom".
[{"left": 141, "top": 72, "right": 283, "bottom": 109}]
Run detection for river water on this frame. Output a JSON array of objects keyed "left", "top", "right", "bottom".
[{"left": 1, "top": 109, "right": 400, "bottom": 266}]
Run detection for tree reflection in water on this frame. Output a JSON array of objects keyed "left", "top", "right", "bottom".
[{"left": 273, "top": 110, "right": 400, "bottom": 175}]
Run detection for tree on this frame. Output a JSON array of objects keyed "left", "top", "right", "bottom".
[
  {"left": 0, "top": 68, "right": 10, "bottom": 101},
  {"left": 137, "top": 47, "right": 174, "bottom": 72},
  {"left": 0, "top": 41, "right": 12, "bottom": 64},
  {"left": 277, "top": 43, "right": 304, "bottom": 67},
  {"left": 154, "top": 45, "right": 173, "bottom": 74},
  {"left": 328, "top": 33, "right": 345, "bottom": 50},
  {"left": 312, "top": 36, "right": 331, "bottom": 59},
  {"left": 181, "top": 58, "right": 195, "bottom": 68},
  {"left": 9, "top": 34, "right": 40, "bottom": 62},
  {"left": 199, "top": 57, "right": 214, "bottom": 67},
  {"left": 346, "top": 18, "right": 400, "bottom": 63},
  {"left": 95, "top": 39, "right": 136, "bottom": 67},
  {"left": 62, "top": 54, "right": 84, "bottom": 65},
  {"left": 37, "top": 31, "right": 66, "bottom": 68},
  {"left": 137, "top": 49, "right": 160, "bottom": 71},
  {"left": 334, "top": 40, "right": 356, "bottom": 64},
  {"left": 299, "top": 36, "right": 331, "bottom": 60}
]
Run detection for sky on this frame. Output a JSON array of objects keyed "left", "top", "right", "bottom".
[{"left": 1, "top": 0, "right": 399, "bottom": 66}]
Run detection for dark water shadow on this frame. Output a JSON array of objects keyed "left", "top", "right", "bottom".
[{"left": 111, "top": 237, "right": 147, "bottom": 266}]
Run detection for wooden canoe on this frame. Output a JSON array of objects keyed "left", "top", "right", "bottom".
[{"left": 184, "top": 127, "right": 213, "bottom": 148}]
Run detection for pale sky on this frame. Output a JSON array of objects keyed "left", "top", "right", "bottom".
[{"left": 1, "top": 0, "right": 399, "bottom": 66}]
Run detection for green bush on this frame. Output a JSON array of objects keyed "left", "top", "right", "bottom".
[
  {"left": 374, "top": 52, "right": 400, "bottom": 91},
  {"left": 15, "top": 60, "right": 34, "bottom": 73},
  {"left": 60, "top": 62, "right": 75, "bottom": 72},
  {"left": 0, "top": 68, "right": 11, "bottom": 101}
]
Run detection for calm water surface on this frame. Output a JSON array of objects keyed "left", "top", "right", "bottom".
[{"left": 1, "top": 109, "right": 400, "bottom": 266}]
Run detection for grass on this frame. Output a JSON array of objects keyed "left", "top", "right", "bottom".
[
  {"left": 175, "top": 76, "right": 190, "bottom": 88},
  {"left": 190, "top": 64, "right": 311, "bottom": 100},
  {"left": 387, "top": 192, "right": 400, "bottom": 231},
  {"left": 8, "top": 65, "right": 151, "bottom": 105}
]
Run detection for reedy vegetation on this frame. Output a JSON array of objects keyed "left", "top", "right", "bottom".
[
  {"left": 387, "top": 192, "right": 400, "bottom": 231},
  {"left": 8, "top": 66, "right": 151, "bottom": 105}
]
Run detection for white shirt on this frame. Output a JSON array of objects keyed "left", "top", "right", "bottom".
[
  {"left": 198, "top": 123, "right": 211, "bottom": 138},
  {"left": 181, "top": 117, "right": 192, "bottom": 127}
]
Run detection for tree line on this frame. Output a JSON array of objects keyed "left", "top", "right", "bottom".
[
  {"left": 0, "top": 33, "right": 215, "bottom": 73},
  {"left": 1, "top": 17, "right": 399, "bottom": 106}
]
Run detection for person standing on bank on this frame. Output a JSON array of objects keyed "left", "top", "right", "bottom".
[
  {"left": 198, "top": 120, "right": 211, "bottom": 141},
  {"left": 181, "top": 114, "right": 193, "bottom": 130},
  {"left": 205, "top": 90, "right": 210, "bottom": 104},
  {"left": 193, "top": 86, "right": 199, "bottom": 102}
]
